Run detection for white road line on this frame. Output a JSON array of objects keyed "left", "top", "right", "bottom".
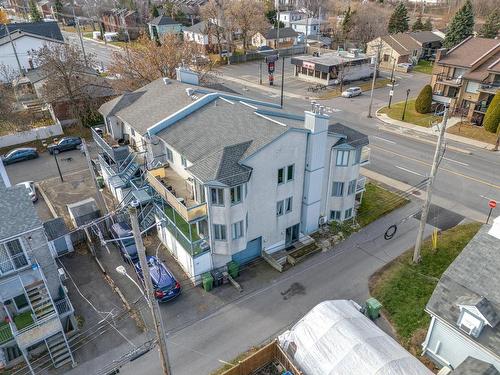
[
  {"left": 442, "top": 157, "right": 469, "bottom": 166},
  {"left": 372, "top": 136, "right": 396, "bottom": 144},
  {"left": 395, "top": 165, "right": 425, "bottom": 177},
  {"left": 480, "top": 195, "right": 498, "bottom": 202}
]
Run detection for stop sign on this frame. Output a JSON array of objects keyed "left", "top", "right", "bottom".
[{"left": 489, "top": 200, "right": 497, "bottom": 209}]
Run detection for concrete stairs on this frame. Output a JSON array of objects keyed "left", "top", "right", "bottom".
[{"left": 46, "top": 332, "right": 73, "bottom": 369}]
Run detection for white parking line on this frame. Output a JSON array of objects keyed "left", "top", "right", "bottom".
[
  {"left": 372, "top": 136, "right": 396, "bottom": 144},
  {"left": 442, "top": 157, "right": 469, "bottom": 166},
  {"left": 395, "top": 165, "right": 425, "bottom": 177}
]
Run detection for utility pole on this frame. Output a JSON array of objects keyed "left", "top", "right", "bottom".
[
  {"left": 413, "top": 106, "right": 449, "bottom": 263},
  {"left": 71, "top": 0, "right": 88, "bottom": 67},
  {"left": 129, "top": 207, "right": 171, "bottom": 375},
  {"left": 81, "top": 139, "right": 108, "bottom": 214},
  {"left": 367, "top": 41, "right": 382, "bottom": 118},
  {"left": 276, "top": 0, "right": 280, "bottom": 50},
  {"left": 259, "top": 60, "right": 262, "bottom": 85},
  {"left": 280, "top": 56, "right": 285, "bottom": 108},
  {"left": 4, "top": 23, "right": 24, "bottom": 76}
]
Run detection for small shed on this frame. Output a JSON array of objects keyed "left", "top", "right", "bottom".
[
  {"left": 43, "top": 217, "right": 74, "bottom": 257},
  {"left": 67, "top": 198, "right": 100, "bottom": 227}
]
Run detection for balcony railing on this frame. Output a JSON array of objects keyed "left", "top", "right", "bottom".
[
  {"left": 0, "top": 252, "right": 30, "bottom": 277},
  {"left": 146, "top": 169, "right": 207, "bottom": 223},
  {"left": 436, "top": 73, "right": 462, "bottom": 86},
  {"left": 356, "top": 176, "right": 366, "bottom": 193},
  {"left": 479, "top": 82, "right": 500, "bottom": 94},
  {"left": 474, "top": 103, "right": 489, "bottom": 113},
  {"left": 0, "top": 323, "right": 13, "bottom": 345},
  {"left": 14, "top": 313, "right": 61, "bottom": 350},
  {"left": 92, "top": 126, "right": 130, "bottom": 163}
]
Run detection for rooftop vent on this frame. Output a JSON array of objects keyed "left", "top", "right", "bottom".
[
  {"left": 186, "top": 88, "right": 194, "bottom": 97},
  {"left": 488, "top": 216, "right": 500, "bottom": 240}
]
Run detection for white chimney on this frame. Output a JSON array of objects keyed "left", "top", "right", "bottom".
[{"left": 488, "top": 216, "right": 500, "bottom": 240}]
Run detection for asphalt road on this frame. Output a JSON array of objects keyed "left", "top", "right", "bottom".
[{"left": 62, "top": 31, "right": 119, "bottom": 70}]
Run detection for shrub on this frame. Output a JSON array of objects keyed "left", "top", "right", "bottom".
[
  {"left": 483, "top": 91, "right": 500, "bottom": 134},
  {"left": 415, "top": 84, "right": 432, "bottom": 114}
]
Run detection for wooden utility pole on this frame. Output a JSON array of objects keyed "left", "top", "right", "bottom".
[
  {"left": 367, "top": 41, "right": 383, "bottom": 118},
  {"left": 129, "top": 207, "right": 171, "bottom": 375},
  {"left": 71, "top": 0, "right": 88, "bottom": 67},
  {"left": 413, "top": 106, "right": 449, "bottom": 263},
  {"left": 3, "top": 22, "right": 24, "bottom": 76}
]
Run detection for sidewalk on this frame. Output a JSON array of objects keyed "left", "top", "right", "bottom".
[
  {"left": 376, "top": 110, "right": 496, "bottom": 151},
  {"left": 219, "top": 74, "right": 305, "bottom": 100}
]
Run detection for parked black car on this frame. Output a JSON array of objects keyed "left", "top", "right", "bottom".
[
  {"left": 1, "top": 148, "right": 39, "bottom": 165},
  {"left": 110, "top": 222, "right": 139, "bottom": 263},
  {"left": 47, "top": 137, "right": 82, "bottom": 155}
]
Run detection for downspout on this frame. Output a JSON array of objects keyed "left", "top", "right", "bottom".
[{"left": 324, "top": 145, "right": 335, "bottom": 221}]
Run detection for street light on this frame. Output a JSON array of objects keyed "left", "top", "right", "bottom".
[
  {"left": 45, "top": 143, "right": 64, "bottom": 182},
  {"left": 115, "top": 265, "right": 151, "bottom": 308},
  {"left": 402, "top": 88, "right": 411, "bottom": 121}
]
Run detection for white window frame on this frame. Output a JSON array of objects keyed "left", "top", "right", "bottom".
[
  {"left": 344, "top": 208, "right": 353, "bottom": 219},
  {"left": 277, "top": 167, "right": 285, "bottom": 184},
  {"left": 331, "top": 181, "right": 344, "bottom": 197},
  {"left": 287, "top": 164, "right": 294, "bottom": 182},
  {"left": 336, "top": 150, "right": 349, "bottom": 166},
  {"left": 285, "top": 197, "right": 293, "bottom": 213},
  {"left": 213, "top": 224, "right": 226, "bottom": 241},
  {"left": 232, "top": 221, "right": 244, "bottom": 240},
  {"left": 276, "top": 200, "right": 284, "bottom": 216},
  {"left": 210, "top": 187, "right": 224, "bottom": 206},
  {"left": 347, "top": 179, "right": 357, "bottom": 195},
  {"left": 165, "top": 147, "right": 173, "bottom": 162},
  {"left": 230, "top": 185, "right": 242, "bottom": 205},
  {"left": 181, "top": 156, "right": 187, "bottom": 167},
  {"left": 330, "top": 210, "right": 341, "bottom": 221}
]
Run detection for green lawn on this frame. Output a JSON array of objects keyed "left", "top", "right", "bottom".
[
  {"left": 379, "top": 99, "right": 442, "bottom": 127},
  {"left": 370, "top": 222, "right": 481, "bottom": 348},
  {"left": 413, "top": 60, "right": 434, "bottom": 75},
  {"left": 13, "top": 311, "right": 34, "bottom": 330},
  {"left": 357, "top": 183, "right": 409, "bottom": 227},
  {"left": 164, "top": 206, "right": 200, "bottom": 241}
]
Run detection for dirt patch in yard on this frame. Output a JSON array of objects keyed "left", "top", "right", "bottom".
[{"left": 447, "top": 122, "right": 498, "bottom": 145}]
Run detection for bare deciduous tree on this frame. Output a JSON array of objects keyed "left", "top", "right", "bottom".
[
  {"left": 200, "top": 0, "right": 226, "bottom": 53},
  {"left": 226, "top": 0, "right": 269, "bottom": 52},
  {"left": 347, "top": 3, "right": 390, "bottom": 47},
  {"left": 108, "top": 33, "right": 215, "bottom": 92}
]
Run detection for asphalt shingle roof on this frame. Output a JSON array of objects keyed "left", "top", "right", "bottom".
[
  {"left": 453, "top": 357, "right": 499, "bottom": 375},
  {"left": 263, "top": 27, "right": 298, "bottom": 40},
  {"left": 184, "top": 20, "right": 214, "bottom": 34},
  {"left": 0, "top": 21, "right": 63, "bottom": 41},
  {"left": 149, "top": 15, "right": 181, "bottom": 26},
  {"left": 426, "top": 224, "right": 500, "bottom": 356},
  {"left": 438, "top": 37, "right": 500, "bottom": 68},
  {"left": 408, "top": 31, "right": 443, "bottom": 45},
  {"left": 43, "top": 217, "right": 69, "bottom": 241},
  {"left": 381, "top": 33, "right": 421, "bottom": 55},
  {"left": 0, "top": 186, "right": 41, "bottom": 241},
  {"left": 329, "top": 123, "right": 369, "bottom": 147}
]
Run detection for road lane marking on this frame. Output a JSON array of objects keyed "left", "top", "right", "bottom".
[
  {"left": 372, "top": 145, "right": 500, "bottom": 190},
  {"left": 395, "top": 165, "right": 425, "bottom": 177},
  {"left": 372, "top": 136, "right": 396, "bottom": 144},
  {"left": 442, "top": 157, "right": 469, "bottom": 166},
  {"left": 480, "top": 195, "right": 498, "bottom": 202}
]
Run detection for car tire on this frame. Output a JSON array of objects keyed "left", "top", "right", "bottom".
[
  {"left": 53, "top": 149, "right": 60, "bottom": 155},
  {"left": 76, "top": 144, "right": 82, "bottom": 150}
]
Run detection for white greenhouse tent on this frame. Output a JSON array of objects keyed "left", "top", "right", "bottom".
[{"left": 278, "top": 300, "right": 433, "bottom": 375}]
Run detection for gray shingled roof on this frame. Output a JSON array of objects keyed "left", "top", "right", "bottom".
[
  {"left": 149, "top": 15, "right": 181, "bottom": 26},
  {"left": 426, "top": 224, "right": 500, "bottom": 356},
  {"left": 456, "top": 295, "right": 500, "bottom": 327},
  {"left": 263, "top": 27, "right": 298, "bottom": 40},
  {"left": 0, "top": 22, "right": 63, "bottom": 41},
  {"left": 43, "top": 217, "right": 69, "bottom": 241},
  {"left": 0, "top": 186, "right": 41, "bottom": 241},
  {"left": 453, "top": 357, "right": 499, "bottom": 375},
  {"left": 409, "top": 31, "right": 443, "bottom": 44},
  {"left": 184, "top": 20, "right": 217, "bottom": 34},
  {"left": 329, "top": 123, "right": 369, "bottom": 148}
]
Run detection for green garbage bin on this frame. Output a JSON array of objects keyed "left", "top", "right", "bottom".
[
  {"left": 96, "top": 176, "right": 104, "bottom": 189},
  {"left": 227, "top": 261, "right": 239, "bottom": 278},
  {"left": 202, "top": 272, "right": 213, "bottom": 292},
  {"left": 365, "top": 297, "right": 382, "bottom": 320}
]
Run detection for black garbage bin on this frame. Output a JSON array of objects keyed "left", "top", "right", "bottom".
[{"left": 211, "top": 269, "right": 224, "bottom": 287}]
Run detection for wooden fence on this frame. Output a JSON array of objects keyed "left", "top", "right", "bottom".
[{"left": 221, "top": 340, "right": 302, "bottom": 375}]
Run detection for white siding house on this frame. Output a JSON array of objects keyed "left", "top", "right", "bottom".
[{"left": 95, "top": 68, "right": 369, "bottom": 282}]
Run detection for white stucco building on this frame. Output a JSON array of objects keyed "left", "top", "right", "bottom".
[{"left": 95, "top": 69, "right": 370, "bottom": 282}]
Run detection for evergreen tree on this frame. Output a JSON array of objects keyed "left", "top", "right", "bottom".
[
  {"left": 479, "top": 9, "right": 499, "bottom": 39},
  {"left": 151, "top": 4, "right": 160, "bottom": 18},
  {"left": 412, "top": 15, "right": 424, "bottom": 31},
  {"left": 388, "top": 2, "right": 409, "bottom": 34},
  {"left": 415, "top": 85, "right": 433, "bottom": 114},
  {"left": 29, "top": 0, "right": 42, "bottom": 22},
  {"left": 341, "top": 6, "right": 355, "bottom": 41},
  {"left": 483, "top": 91, "right": 500, "bottom": 134},
  {"left": 423, "top": 17, "right": 433, "bottom": 31},
  {"left": 443, "top": 0, "right": 474, "bottom": 49},
  {"left": 54, "top": 0, "right": 63, "bottom": 21}
]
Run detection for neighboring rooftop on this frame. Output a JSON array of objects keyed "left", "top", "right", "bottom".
[
  {"left": 0, "top": 186, "right": 41, "bottom": 241},
  {"left": 381, "top": 33, "right": 421, "bottom": 55},
  {"left": 291, "top": 51, "right": 370, "bottom": 69},
  {"left": 453, "top": 357, "right": 499, "bottom": 375},
  {"left": 184, "top": 20, "right": 219, "bottom": 34},
  {"left": 148, "top": 14, "right": 181, "bottom": 26},
  {"left": 426, "top": 224, "right": 500, "bottom": 356},
  {"left": 0, "top": 21, "right": 63, "bottom": 41},
  {"left": 408, "top": 31, "right": 443, "bottom": 44},
  {"left": 438, "top": 37, "right": 500, "bottom": 67},
  {"left": 329, "top": 122, "right": 369, "bottom": 148},
  {"left": 262, "top": 27, "right": 298, "bottom": 40},
  {"left": 43, "top": 217, "right": 69, "bottom": 242},
  {"left": 290, "top": 17, "right": 321, "bottom": 26}
]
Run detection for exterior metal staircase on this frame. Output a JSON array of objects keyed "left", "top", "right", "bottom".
[
  {"left": 109, "top": 160, "right": 140, "bottom": 189},
  {"left": 26, "top": 281, "right": 56, "bottom": 320},
  {"left": 139, "top": 204, "right": 157, "bottom": 232},
  {"left": 45, "top": 332, "right": 73, "bottom": 368}
]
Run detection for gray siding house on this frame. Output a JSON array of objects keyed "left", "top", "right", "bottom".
[
  {"left": 422, "top": 218, "right": 500, "bottom": 372},
  {"left": 0, "top": 165, "right": 76, "bottom": 373}
]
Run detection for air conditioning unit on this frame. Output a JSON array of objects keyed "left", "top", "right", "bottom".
[
  {"left": 58, "top": 267, "right": 67, "bottom": 282},
  {"left": 318, "top": 216, "right": 327, "bottom": 226}
]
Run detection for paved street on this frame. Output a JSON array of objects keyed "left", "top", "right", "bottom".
[{"left": 62, "top": 31, "right": 120, "bottom": 70}]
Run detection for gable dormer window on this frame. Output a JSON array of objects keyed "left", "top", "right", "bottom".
[{"left": 458, "top": 310, "right": 484, "bottom": 338}]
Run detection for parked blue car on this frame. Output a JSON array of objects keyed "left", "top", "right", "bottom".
[
  {"left": 1, "top": 148, "right": 39, "bottom": 165},
  {"left": 47, "top": 136, "right": 82, "bottom": 155},
  {"left": 134, "top": 256, "right": 181, "bottom": 302}
]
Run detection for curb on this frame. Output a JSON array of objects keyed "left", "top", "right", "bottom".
[
  {"left": 36, "top": 183, "right": 58, "bottom": 218},
  {"left": 82, "top": 36, "right": 123, "bottom": 50},
  {"left": 375, "top": 108, "right": 495, "bottom": 152}
]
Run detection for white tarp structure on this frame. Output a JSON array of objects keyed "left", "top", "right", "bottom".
[{"left": 278, "top": 300, "right": 433, "bottom": 375}]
